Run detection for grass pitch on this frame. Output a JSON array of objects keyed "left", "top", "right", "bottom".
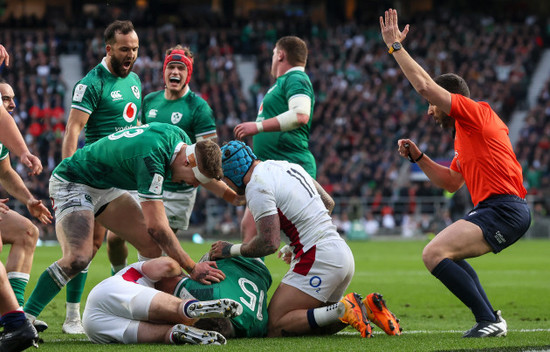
[{"left": 2, "top": 237, "right": 549, "bottom": 351}]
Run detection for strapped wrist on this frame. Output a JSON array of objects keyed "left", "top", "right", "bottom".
[
  {"left": 256, "top": 121, "right": 264, "bottom": 133},
  {"left": 229, "top": 244, "right": 242, "bottom": 257}
]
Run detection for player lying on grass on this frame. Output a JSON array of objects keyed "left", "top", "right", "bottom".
[
  {"left": 209, "top": 141, "right": 401, "bottom": 337},
  {"left": 82, "top": 257, "right": 242, "bottom": 345},
  {"left": 156, "top": 254, "right": 272, "bottom": 338}
]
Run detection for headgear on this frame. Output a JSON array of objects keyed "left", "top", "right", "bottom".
[
  {"left": 163, "top": 49, "right": 193, "bottom": 86},
  {"left": 221, "top": 141, "right": 257, "bottom": 188},
  {"left": 185, "top": 143, "right": 212, "bottom": 184}
]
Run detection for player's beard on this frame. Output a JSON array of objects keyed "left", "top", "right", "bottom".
[
  {"left": 111, "top": 55, "right": 134, "bottom": 78},
  {"left": 440, "top": 114, "right": 455, "bottom": 129}
]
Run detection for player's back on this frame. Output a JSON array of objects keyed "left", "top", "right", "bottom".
[
  {"left": 179, "top": 257, "right": 272, "bottom": 337},
  {"left": 246, "top": 160, "right": 340, "bottom": 256}
]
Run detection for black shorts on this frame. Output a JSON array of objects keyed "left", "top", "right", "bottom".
[{"left": 463, "top": 195, "right": 531, "bottom": 253}]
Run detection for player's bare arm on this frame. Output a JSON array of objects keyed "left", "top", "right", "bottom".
[
  {"left": 397, "top": 139, "right": 464, "bottom": 192},
  {"left": 0, "top": 158, "right": 52, "bottom": 224},
  {"left": 0, "top": 105, "right": 42, "bottom": 175},
  {"left": 141, "top": 257, "right": 183, "bottom": 281},
  {"left": 202, "top": 179, "right": 245, "bottom": 206},
  {"left": 380, "top": 8, "right": 452, "bottom": 114},
  {"left": 313, "top": 179, "right": 335, "bottom": 214},
  {"left": 62, "top": 108, "right": 90, "bottom": 158},
  {"left": 234, "top": 95, "right": 310, "bottom": 139},
  {"left": 141, "top": 200, "right": 225, "bottom": 284},
  {"left": 210, "top": 214, "right": 281, "bottom": 259}
]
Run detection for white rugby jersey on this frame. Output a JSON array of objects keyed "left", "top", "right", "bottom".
[
  {"left": 246, "top": 160, "right": 341, "bottom": 258},
  {"left": 115, "top": 262, "right": 157, "bottom": 288}
]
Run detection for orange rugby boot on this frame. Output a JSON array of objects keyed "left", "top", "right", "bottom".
[
  {"left": 363, "top": 292, "right": 402, "bottom": 335},
  {"left": 339, "top": 292, "right": 372, "bottom": 338}
]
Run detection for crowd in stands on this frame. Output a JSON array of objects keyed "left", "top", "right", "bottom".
[
  {"left": 516, "top": 77, "right": 550, "bottom": 216},
  {"left": 0, "top": 8, "right": 547, "bottom": 239}
]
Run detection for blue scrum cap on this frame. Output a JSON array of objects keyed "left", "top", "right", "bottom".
[{"left": 221, "top": 140, "right": 257, "bottom": 188}]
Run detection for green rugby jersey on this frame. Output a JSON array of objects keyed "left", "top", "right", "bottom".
[
  {"left": 0, "top": 143, "right": 9, "bottom": 161},
  {"left": 175, "top": 257, "right": 272, "bottom": 337},
  {"left": 253, "top": 67, "right": 317, "bottom": 178},
  {"left": 52, "top": 123, "right": 191, "bottom": 200},
  {"left": 71, "top": 59, "right": 142, "bottom": 145},
  {"left": 0, "top": 93, "right": 11, "bottom": 162},
  {"left": 142, "top": 89, "right": 216, "bottom": 192}
]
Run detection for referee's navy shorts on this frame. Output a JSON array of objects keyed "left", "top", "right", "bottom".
[{"left": 462, "top": 195, "right": 531, "bottom": 253}]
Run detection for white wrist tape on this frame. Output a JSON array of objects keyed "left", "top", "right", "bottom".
[
  {"left": 229, "top": 244, "right": 242, "bottom": 257},
  {"left": 256, "top": 121, "right": 264, "bottom": 133},
  {"left": 275, "top": 95, "right": 311, "bottom": 131},
  {"left": 185, "top": 144, "right": 213, "bottom": 184}
]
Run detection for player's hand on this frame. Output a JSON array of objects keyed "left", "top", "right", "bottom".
[
  {"left": 277, "top": 244, "right": 292, "bottom": 265},
  {"left": 234, "top": 122, "right": 260, "bottom": 140},
  {"left": 209, "top": 240, "right": 234, "bottom": 260},
  {"left": 380, "top": 8, "right": 410, "bottom": 48},
  {"left": 0, "top": 198, "right": 10, "bottom": 215},
  {"left": 398, "top": 139, "right": 421, "bottom": 161},
  {"left": 189, "top": 261, "right": 225, "bottom": 285},
  {"left": 27, "top": 198, "right": 53, "bottom": 224},
  {"left": 20, "top": 152, "right": 43, "bottom": 175},
  {"left": 0, "top": 45, "right": 10, "bottom": 67}
]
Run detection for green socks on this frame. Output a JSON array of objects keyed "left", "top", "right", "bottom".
[
  {"left": 7, "top": 272, "right": 30, "bottom": 307},
  {"left": 66, "top": 270, "right": 88, "bottom": 304},
  {"left": 24, "top": 262, "right": 69, "bottom": 317}
]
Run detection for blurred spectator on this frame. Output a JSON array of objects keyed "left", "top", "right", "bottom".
[{"left": 360, "top": 211, "right": 380, "bottom": 236}]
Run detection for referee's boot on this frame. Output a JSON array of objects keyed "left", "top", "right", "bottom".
[{"left": 463, "top": 310, "right": 507, "bottom": 338}]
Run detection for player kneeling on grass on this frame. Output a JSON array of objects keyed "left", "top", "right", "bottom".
[
  {"left": 209, "top": 141, "right": 401, "bottom": 338},
  {"left": 82, "top": 257, "right": 242, "bottom": 345}
]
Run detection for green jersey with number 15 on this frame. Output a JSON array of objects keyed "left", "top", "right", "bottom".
[
  {"left": 176, "top": 257, "right": 272, "bottom": 337},
  {"left": 52, "top": 123, "right": 190, "bottom": 200}
]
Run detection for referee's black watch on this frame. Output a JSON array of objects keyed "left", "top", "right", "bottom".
[{"left": 388, "top": 42, "right": 402, "bottom": 54}]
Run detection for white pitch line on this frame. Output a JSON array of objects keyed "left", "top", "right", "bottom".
[
  {"left": 337, "top": 328, "right": 550, "bottom": 335},
  {"left": 42, "top": 328, "right": 550, "bottom": 342}
]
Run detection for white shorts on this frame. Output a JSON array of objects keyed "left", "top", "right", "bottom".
[
  {"left": 282, "top": 239, "right": 355, "bottom": 303},
  {"left": 49, "top": 175, "right": 127, "bottom": 223},
  {"left": 82, "top": 276, "right": 159, "bottom": 344},
  {"left": 162, "top": 189, "right": 197, "bottom": 231}
]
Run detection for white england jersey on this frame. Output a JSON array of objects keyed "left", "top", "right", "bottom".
[
  {"left": 115, "top": 262, "right": 156, "bottom": 288},
  {"left": 246, "top": 160, "right": 341, "bottom": 258}
]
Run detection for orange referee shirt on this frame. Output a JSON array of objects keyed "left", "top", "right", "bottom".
[{"left": 449, "top": 94, "right": 526, "bottom": 206}]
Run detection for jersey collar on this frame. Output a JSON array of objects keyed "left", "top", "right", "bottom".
[
  {"left": 101, "top": 57, "right": 115, "bottom": 75},
  {"left": 286, "top": 66, "right": 305, "bottom": 74}
]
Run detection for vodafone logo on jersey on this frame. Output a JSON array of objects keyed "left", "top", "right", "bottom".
[{"left": 123, "top": 102, "right": 137, "bottom": 123}]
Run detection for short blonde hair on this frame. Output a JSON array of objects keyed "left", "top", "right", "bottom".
[{"left": 196, "top": 140, "right": 223, "bottom": 180}]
